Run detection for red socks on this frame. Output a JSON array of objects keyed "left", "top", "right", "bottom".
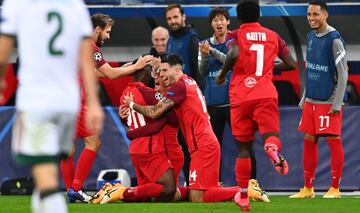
[
  {"left": 303, "top": 138, "right": 344, "bottom": 189},
  {"left": 178, "top": 186, "right": 189, "bottom": 201},
  {"left": 123, "top": 183, "right": 163, "bottom": 202},
  {"left": 203, "top": 187, "right": 238, "bottom": 202},
  {"left": 60, "top": 156, "right": 75, "bottom": 190},
  {"left": 71, "top": 148, "right": 97, "bottom": 191},
  {"left": 235, "top": 158, "right": 251, "bottom": 189},
  {"left": 326, "top": 138, "right": 344, "bottom": 189},
  {"left": 303, "top": 138, "right": 318, "bottom": 188}
]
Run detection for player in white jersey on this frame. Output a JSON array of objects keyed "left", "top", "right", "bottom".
[{"left": 0, "top": 0, "right": 104, "bottom": 213}]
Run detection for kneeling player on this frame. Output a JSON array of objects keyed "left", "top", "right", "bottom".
[{"left": 91, "top": 62, "right": 177, "bottom": 203}]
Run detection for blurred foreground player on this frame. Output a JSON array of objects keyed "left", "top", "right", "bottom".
[{"left": 0, "top": 0, "right": 103, "bottom": 212}]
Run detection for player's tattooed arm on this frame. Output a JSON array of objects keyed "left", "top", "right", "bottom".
[
  {"left": 124, "top": 93, "right": 175, "bottom": 119},
  {"left": 134, "top": 98, "right": 175, "bottom": 119}
]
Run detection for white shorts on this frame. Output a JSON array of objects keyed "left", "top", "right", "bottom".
[{"left": 12, "top": 111, "right": 76, "bottom": 163}]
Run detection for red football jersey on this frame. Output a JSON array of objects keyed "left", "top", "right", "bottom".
[
  {"left": 165, "top": 75, "right": 218, "bottom": 152},
  {"left": 79, "top": 42, "right": 107, "bottom": 105},
  {"left": 91, "top": 42, "right": 106, "bottom": 69},
  {"left": 228, "top": 24, "right": 290, "bottom": 105},
  {"left": 120, "top": 82, "right": 165, "bottom": 154}
]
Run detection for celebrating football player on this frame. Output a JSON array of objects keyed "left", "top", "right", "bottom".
[{"left": 60, "top": 13, "right": 153, "bottom": 203}]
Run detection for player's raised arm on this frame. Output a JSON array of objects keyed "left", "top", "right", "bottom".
[
  {"left": 124, "top": 92, "right": 175, "bottom": 119},
  {"left": 97, "top": 55, "right": 153, "bottom": 79}
]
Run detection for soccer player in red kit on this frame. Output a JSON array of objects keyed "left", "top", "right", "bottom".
[
  {"left": 60, "top": 13, "right": 152, "bottom": 203},
  {"left": 94, "top": 63, "right": 177, "bottom": 204},
  {"left": 216, "top": 1, "right": 296, "bottom": 211},
  {"left": 114, "top": 66, "right": 184, "bottom": 203},
  {"left": 124, "top": 54, "right": 239, "bottom": 203},
  {"left": 152, "top": 73, "right": 184, "bottom": 188},
  {"left": 290, "top": 1, "right": 348, "bottom": 199},
  {"left": 120, "top": 69, "right": 184, "bottom": 189}
]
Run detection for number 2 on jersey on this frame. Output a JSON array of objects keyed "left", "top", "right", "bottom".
[
  {"left": 47, "top": 12, "right": 64, "bottom": 56},
  {"left": 249, "top": 44, "right": 264, "bottom": 76}
]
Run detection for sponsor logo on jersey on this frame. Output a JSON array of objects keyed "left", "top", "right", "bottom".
[
  {"left": 306, "top": 62, "right": 329, "bottom": 72},
  {"left": 209, "top": 70, "right": 221, "bottom": 78},
  {"left": 167, "top": 91, "right": 175, "bottom": 96},
  {"left": 245, "top": 77, "right": 257, "bottom": 88}
]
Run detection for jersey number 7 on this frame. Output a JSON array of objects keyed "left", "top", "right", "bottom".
[{"left": 250, "top": 44, "right": 264, "bottom": 76}]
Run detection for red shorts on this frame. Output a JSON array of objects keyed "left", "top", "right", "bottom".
[
  {"left": 75, "top": 105, "right": 92, "bottom": 138},
  {"left": 189, "top": 142, "right": 220, "bottom": 190},
  {"left": 298, "top": 101, "right": 342, "bottom": 136},
  {"left": 230, "top": 98, "right": 279, "bottom": 141},
  {"left": 165, "top": 141, "right": 184, "bottom": 186},
  {"left": 130, "top": 151, "right": 173, "bottom": 185}
]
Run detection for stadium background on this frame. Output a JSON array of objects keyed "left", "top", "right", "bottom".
[{"left": 1, "top": 0, "right": 360, "bottom": 192}]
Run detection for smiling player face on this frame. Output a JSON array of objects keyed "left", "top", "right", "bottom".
[
  {"left": 307, "top": 4, "right": 328, "bottom": 32},
  {"left": 96, "top": 24, "right": 112, "bottom": 46},
  {"left": 159, "top": 62, "right": 178, "bottom": 88}
]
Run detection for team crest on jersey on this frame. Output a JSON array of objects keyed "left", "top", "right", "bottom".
[
  {"left": 155, "top": 92, "right": 163, "bottom": 101},
  {"left": 245, "top": 77, "right": 257, "bottom": 88},
  {"left": 94, "top": 52, "right": 103, "bottom": 62}
]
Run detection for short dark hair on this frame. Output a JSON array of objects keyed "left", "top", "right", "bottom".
[
  {"left": 161, "top": 54, "right": 183, "bottom": 67},
  {"left": 236, "top": 0, "right": 260, "bottom": 23},
  {"left": 131, "top": 58, "right": 152, "bottom": 79},
  {"left": 91, "top": 13, "right": 114, "bottom": 30},
  {"left": 208, "top": 7, "right": 230, "bottom": 24},
  {"left": 309, "top": 0, "right": 328, "bottom": 12},
  {"left": 165, "top": 3, "right": 184, "bottom": 16}
]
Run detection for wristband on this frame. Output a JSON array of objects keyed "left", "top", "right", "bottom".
[{"left": 129, "top": 101, "right": 134, "bottom": 109}]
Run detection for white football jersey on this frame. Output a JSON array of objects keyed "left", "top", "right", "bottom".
[{"left": 0, "top": 0, "right": 92, "bottom": 113}]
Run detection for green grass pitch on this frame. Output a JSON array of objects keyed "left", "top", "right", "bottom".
[{"left": 1, "top": 195, "right": 360, "bottom": 213}]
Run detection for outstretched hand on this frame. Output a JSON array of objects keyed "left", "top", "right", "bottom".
[
  {"left": 135, "top": 55, "right": 154, "bottom": 70},
  {"left": 150, "top": 57, "right": 161, "bottom": 78},
  {"left": 199, "top": 41, "right": 211, "bottom": 55}
]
